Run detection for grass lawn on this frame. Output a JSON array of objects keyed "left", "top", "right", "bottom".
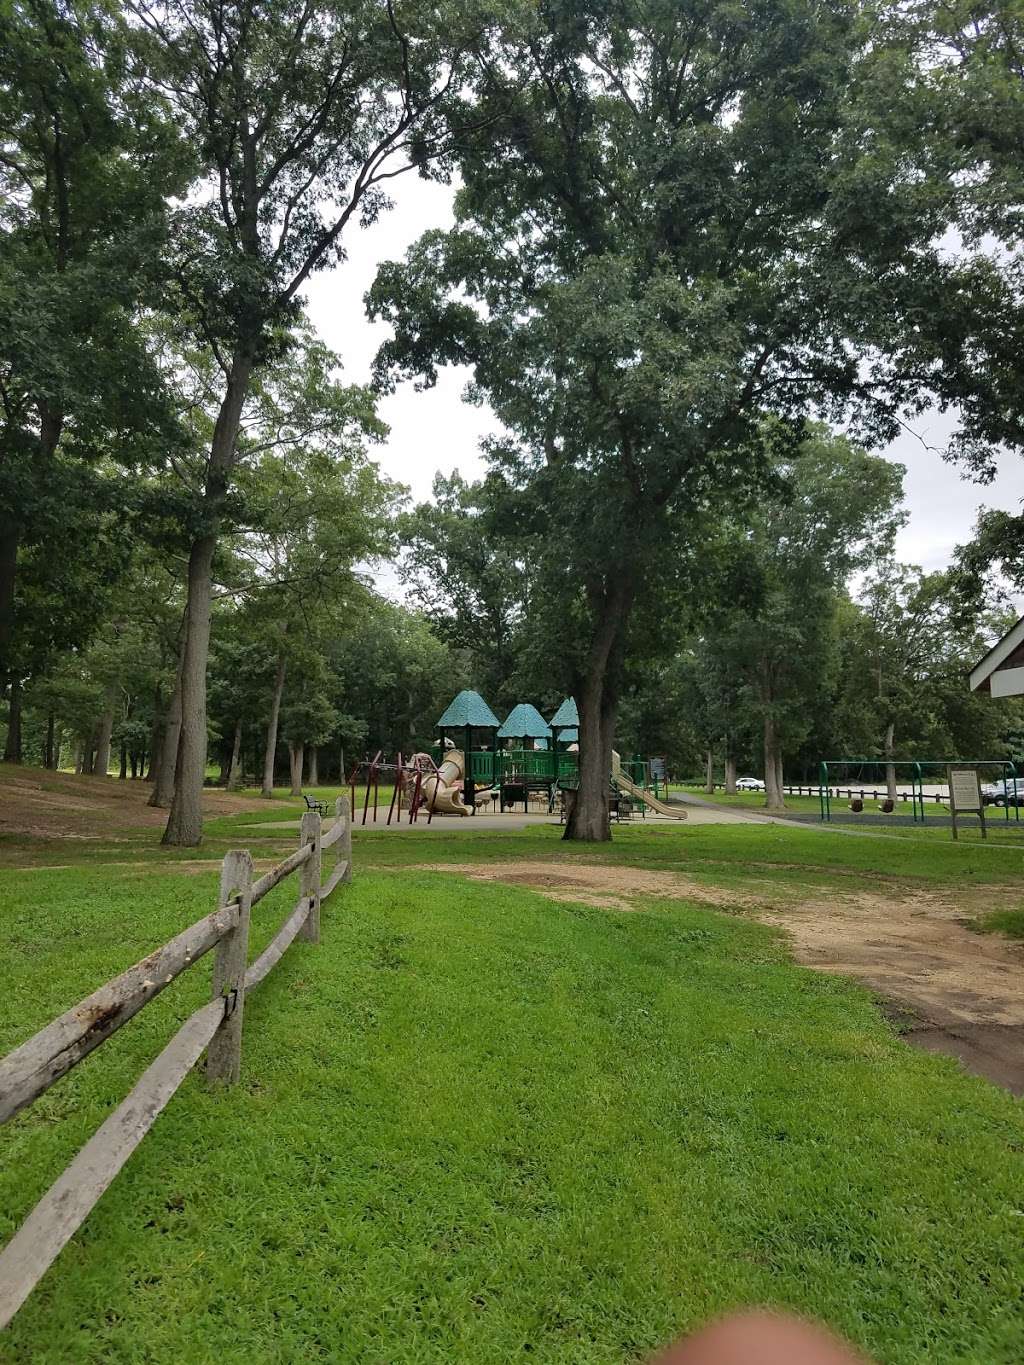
[
  {"left": 2, "top": 810, "right": 1024, "bottom": 1360},
  {"left": 971, "top": 907, "right": 1024, "bottom": 940}
]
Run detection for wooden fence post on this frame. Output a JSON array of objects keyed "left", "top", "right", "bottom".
[
  {"left": 337, "top": 794, "right": 352, "bottom": 884},
  {"left": 207, "top": 849, "right": 252, "bottom": 1086},
  {"left": 299, "top": 810, "right": 322, "bottom": 943}
]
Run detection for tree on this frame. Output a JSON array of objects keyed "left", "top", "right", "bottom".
[
  {"left": 400, "top": 472, "right": 528, "bottom": 710},
  {"left": 130, "top": 0, "right": 497, "bottom": 845},
  {"left": 0, "top": 0, "right": 182, "bottom": 677},
  {"left": 831, "top": 569, "right": 1024, "bottom": 785},
  {"left": 220, "top": 383, "right": 398, "bottom": 797},
  {"left": 816, "top": 0, "right": 1024, "bottom": 590},
  {"left": 371, "top": 0, "right": 923, "bottom": 839},
  {"left": 696, "top": 429, "right": 903, "bottom": 812}
]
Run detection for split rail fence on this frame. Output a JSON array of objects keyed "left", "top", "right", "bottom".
[{"left": 0, "top": 795, "right": 352, "bottom": 1331}]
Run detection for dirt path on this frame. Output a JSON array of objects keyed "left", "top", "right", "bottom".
[
  {"left": 420, "top": 860, "right": 1024, "bottom": 1095},
  {"left": 0, "top": 766, "right": 275, "bottom": 841}
]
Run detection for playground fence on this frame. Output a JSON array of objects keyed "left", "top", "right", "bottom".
[
  {"left": 0, "top": 796, "right": 353, "bottom": 1331},
  {"left": 701, "top": 781, "right": 989, "bottom": 803}
]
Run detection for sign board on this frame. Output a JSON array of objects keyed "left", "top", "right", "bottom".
[
  {"left": 949, "top": 767, "right": 982, "bottom": 811},
  {"left": 650, "top": 756, "right": 666, "bottom": 780},
  {"left": 947, "top": 766, "right": 986, "bottom": 840}
]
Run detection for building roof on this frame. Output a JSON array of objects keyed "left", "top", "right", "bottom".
[
  {"left": 969, "top": 616, "right": 1024, "bottom": 696},
  {"left": 557, "top": 727, "right": 578, "bottom": 742},
  {"left": 437, "top": 690, "right": 500, "bottom": 729},
  {"left": 497, "top": 702, "right": 552, "bottom": 740},
  {"left": 549, "top": 696, "right": 579, "bottom": 729}
]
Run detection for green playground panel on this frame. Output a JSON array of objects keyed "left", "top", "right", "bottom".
[{"left": 462, "top": 749, "right": 580, "bottom": 785}]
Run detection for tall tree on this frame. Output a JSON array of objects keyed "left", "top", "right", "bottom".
[
  {"left": 371, "top": 0, "right": 923, "bottom": 839},
  {"left": 130, "top": 0, "right": 496, "bottom": 845},
  {"left": 695, "top": 429, "right": 903, "bottom": 812},
  {"left": 400, "top": 472, "right": 528, "bottom": 710},
  {"left": 0, "top": 0, "right": 181, "bottom": 678}
]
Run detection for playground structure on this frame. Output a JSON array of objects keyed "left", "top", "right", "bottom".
[
  {"left": 817, "top": 757, "right": 1021, "bottom": 823},
  {"left": 347, "top": 690, "right": 686, "bottom": 825}
]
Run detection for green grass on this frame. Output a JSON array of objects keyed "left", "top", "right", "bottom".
[
  {"left": 970, "top": 907, "right": 1024, "bottom": 940},
  {"left": 3, "top": 814, "right": 1024, "bottom": 1359}
]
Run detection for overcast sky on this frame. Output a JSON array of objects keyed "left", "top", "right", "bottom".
[{"left": 304, "top": 174, "right": 1024, "bottom": 590}]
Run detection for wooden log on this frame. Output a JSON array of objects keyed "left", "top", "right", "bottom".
[
  {"left": 320, "top": 808, "right": 349, "bottom": 850},
  {"left": 0, "top": 997, "right": 223, "bottom": 1331},
  {"left": 206, "top": 851, "right": 253, "bottom": 1087},
  {"left": 298, "top": 811, "right": 321, "bottom": 944},
  {"left": 0, "top": 903, "right": 239, "bottom": 1126},
  {"left": 243, "top": 897, "right": 310, "bottom": 992},
  {"left": 250, "top": 839, "right": 313, "bottom": 906},
  {"left": 335, "top": 794, "right": 352, "bottom": 886},
  {"left": 319, "top": 860, "right": 350, "bottom": 903}
]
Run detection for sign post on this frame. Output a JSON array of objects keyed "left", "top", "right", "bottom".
[{"left": 947, "top": 766, "right": 986, "bottom": 841}]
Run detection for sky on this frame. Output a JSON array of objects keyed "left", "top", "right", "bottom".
[{"left": 304, "top": 174, "right": 1024, "bottom": 588}]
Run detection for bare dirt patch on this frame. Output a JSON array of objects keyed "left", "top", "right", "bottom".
[
  {"left": 418, "top": 860, "right": 768, "bottom": 914},
  {"left": 420, "top": 859, "right": 1024, "bottom": 1093},
  {"left": 0, "top": 765, "right": 274, "bottom": 842},
  {"left": 758, "top": 889, "right": 1024, "bottom": 1095}
]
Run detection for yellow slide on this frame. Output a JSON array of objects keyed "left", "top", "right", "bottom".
[{"left": 613, "top": 764, "right": 688, "bottom": 820}]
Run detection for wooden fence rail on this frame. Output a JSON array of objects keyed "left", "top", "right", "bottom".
[{"left": 0, "top": 795, "right": 352, "bottom": 1331}]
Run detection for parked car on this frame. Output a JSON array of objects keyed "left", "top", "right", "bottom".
[
  {"left": 980, "top": 779, "right": 1023, "bottom": 807},
  {"left": 735, "top": 776, "right": 766, "bottom": 791}
]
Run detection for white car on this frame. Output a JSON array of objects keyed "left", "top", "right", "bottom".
[{"left": 735, "top": 776, "right": 766, "bottom": 791}]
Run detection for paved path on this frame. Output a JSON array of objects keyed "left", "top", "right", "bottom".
[{"left": 242, "top": 802, "right": 764, "bottom": 833}]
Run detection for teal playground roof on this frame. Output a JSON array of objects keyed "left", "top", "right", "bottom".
[
  {"left": 498, "top": 703, "right": 552, "bottom": 740},
  {"left": 557, "top": 728, "right": 578, "bottom": 742},
  {"left": 549, "top": 697, "right": 579, "bottom": 729},
  {"left": 437, "top": 690, "right": 500, "bottom": 729}
]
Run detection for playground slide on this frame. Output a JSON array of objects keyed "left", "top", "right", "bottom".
[
  {"left": 615, "top": 771, "right": 688, "bottom": 820},
  {"left": 405, "top": 749, "right": 472, "bottom": 816}
]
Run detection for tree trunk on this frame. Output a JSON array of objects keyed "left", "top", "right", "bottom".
[
  {"left": 0, "top": 412, "right": 61, "bottom": 677},
  {"left": 763, "top": 714, "right": 786, "bottom": 812},
  {"left": 226, "top": 718, "right": 243, "bottom": 791},
  {"left": 724, "top": 752, "right": 737, "bottom": 795},
  {"left": 0, "top": 521, "right": 18, "bottom": 670},
  {"left": 74, "top": 740, "right": 84, "bottom": 774},
  {"left": 150, "top": 636, "right": 185, "bottom": 807},
  {"left": 3, "top": 677, "right": 22, "bottom": 763},
  {"left": 217, "top": 747, "right": 230, "bottom": 786},
  {"left": 564, "top": 578, "right": 634, "bottom": 842},
  {"left": 308, "top": 745, "right": 319, "bottom": 786},
  {"left": 884, "top": 721, "right": 897, "bottom": 801},
  {"left": 162, "top": 532, "right": 217, "bottom": 844},
  {"left": 163, "top": 352, "right": 254, "bottom": 847},
  {"left": 145, "top": 687, "right": 162, "bottom": 783},
  {"left": 289, "top": 741, "right": 304, "bottom": 797},
  {"left": 44, "top": 711, "right": 56, "bottom": 770},
  {"left": 93, "top": 701, "right": 115, "bottom": 778},
  {"left": 119, "top": 744, "right": 128, "bottom": 780},
  {"left": 261, "top": 648, "right": 287, "bottom": 798},
  {"left": 705, "top": 748, "right": 715, "bottom": 794}
]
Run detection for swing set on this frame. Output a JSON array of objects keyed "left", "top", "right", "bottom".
[{"left": 817, "top": 758, "right": 1021, "bottom": 822}]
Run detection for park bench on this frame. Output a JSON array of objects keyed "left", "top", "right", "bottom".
[{"left": 302, "top": 794, "right": 327, "bottom": 817}]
